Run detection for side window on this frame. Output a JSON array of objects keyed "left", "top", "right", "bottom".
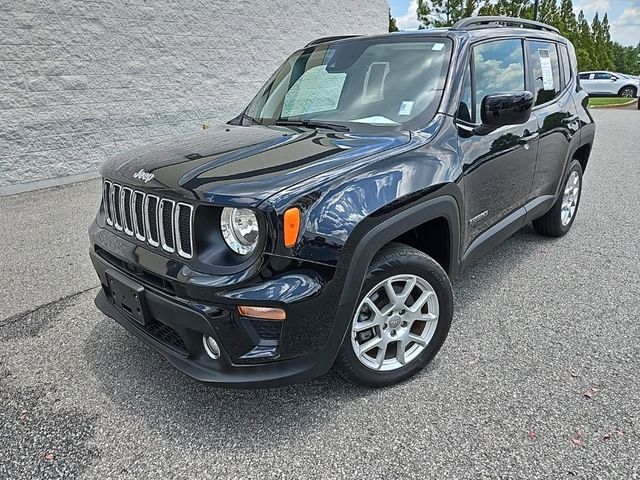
[
  {"left": 281, "top": 66, "right": 347, "bottom": 118},
  {"left": 578, "top": 73, "right": 590, "bottom": 80},
  {"left": 527, "top": 41, "right": 561, "bottom": 106},
  {"left": 559, "top": 44, "right": 571, "bottom": 88},
  {"left": 472, "top": 39, "right": 525, "bottom": 123},
  {"left": 594, "top": 72, "right": 612, "bottom": 80},
  {"left": 457, "top": 62, "right": 473, "bottom": 123}
]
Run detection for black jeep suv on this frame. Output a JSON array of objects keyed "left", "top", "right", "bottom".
[{"left": 89, "top": 17, "right": 595, "bottom": 387}]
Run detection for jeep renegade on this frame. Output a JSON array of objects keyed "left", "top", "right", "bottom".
[{"left": 90, "top": 17, "right": 595, "bottom": 387}]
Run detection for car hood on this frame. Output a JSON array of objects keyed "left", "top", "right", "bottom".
[{"left": 101, "top": 124, "right": 411, "bottom": 207}]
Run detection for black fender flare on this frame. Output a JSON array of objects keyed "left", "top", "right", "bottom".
[
  {"left": 321, "top": 192, "right": 462, "bottom": 367},
  {"left": 339, "top": 194, "right": 461, "bottom": 303}
]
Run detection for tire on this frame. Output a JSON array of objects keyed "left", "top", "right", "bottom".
[
  {"left": 619, "top": 86, "right": 637, "bottom": 98},
  {"left": 532, "top": 159, "right": 583, "bottom": 237},
  {"left": 334, "top": 243, "right": 453, "bottom": 387}
]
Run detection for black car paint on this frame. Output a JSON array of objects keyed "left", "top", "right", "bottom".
[{"left": 90, "top": 27, "right": 595, "bottom": 387}]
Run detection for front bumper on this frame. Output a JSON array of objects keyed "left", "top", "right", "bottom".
[{"left": 89, "top": 223, "right": 352, "bottom": 387}]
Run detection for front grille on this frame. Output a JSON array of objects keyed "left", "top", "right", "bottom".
[
  {"left": 122, "top": 187, "right": 134, "bottom": 235},
  {"left": 159, "top": 199, "right": 175, "bottom": 252},
  {"left": 145, "top": 319, "right": 187, "bottom": 354},
  {"left": 102, "top": 181, "right": 194, "bottom": 259},
  {"left": 112, "top": 184, "right": 122, "bottom": 230}
]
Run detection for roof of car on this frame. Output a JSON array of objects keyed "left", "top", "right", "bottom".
[{"left": 309, "top": 17, "right": 567, "bottom": 47}]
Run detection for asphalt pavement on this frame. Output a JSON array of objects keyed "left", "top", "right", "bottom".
[{"left": 1, "top": 108, "right": 639, "bottom": 479}]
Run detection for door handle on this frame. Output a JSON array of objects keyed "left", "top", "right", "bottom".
[
  {"left": 562, "top": 115, "right": 579, "bottom": 125},
  {"left": 521, "top": 130, "right": 539, "bottom": 142}
]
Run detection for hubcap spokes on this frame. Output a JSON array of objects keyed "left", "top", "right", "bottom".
[
  {"left": 561, "top": 170, "right": 580, "bottom": 226},
  {"left": 351, "top": 274, "right": 439, "bottom": 371}
]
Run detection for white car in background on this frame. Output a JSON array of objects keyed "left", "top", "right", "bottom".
[{"left": 579, "top": 71, "right": 639, "bottom": 97}]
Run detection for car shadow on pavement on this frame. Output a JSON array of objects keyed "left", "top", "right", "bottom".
[{"left": 82, "top": 224, "right": 556, "bottom": 447}]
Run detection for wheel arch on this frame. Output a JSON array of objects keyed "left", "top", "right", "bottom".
[
  {"left": 338, "top": 193, "right": 461, "bottom": 312},
  {"left": 618, "top": 84, "right": 637, "bottom": 96}
]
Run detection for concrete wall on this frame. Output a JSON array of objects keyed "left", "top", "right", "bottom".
[{"left": 0, "top": 0, "right": 388, "bottom": 195}]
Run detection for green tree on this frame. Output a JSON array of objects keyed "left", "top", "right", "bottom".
[
  {"left": 538, "top": 0, "right": 559, "bottom": 25},
  {"left": 389, "top": 9, "right": 399, "bottom": 32},
  {"left": 418, "top": 0, "right": 479, "bottom": 27},
  {"left": 478, "top": 0, "right": 533, "bottom": 18},
  {"left": 574, "top": 10, "right": 594, "bottom": 70}
]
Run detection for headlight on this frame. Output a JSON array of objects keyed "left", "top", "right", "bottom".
[{"left": 220, "top": 207, "right": 259, "bottom": 255}]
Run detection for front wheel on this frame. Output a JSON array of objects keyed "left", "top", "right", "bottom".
[
  {"left": 532, "top": 159, "right": 583, "bottom": 237},
  {"left": 334, "top": 243, "right": 453, "bottom": 387},
  {"left": 619, "top": 86, "right": 637, "bottom": 98}
]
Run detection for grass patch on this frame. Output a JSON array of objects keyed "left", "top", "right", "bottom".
[{"left": 588, "top": 97, "right": 634, "bottom": 107}]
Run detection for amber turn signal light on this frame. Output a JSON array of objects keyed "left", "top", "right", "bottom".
[
  {"left": 283, "top": 207, "right": 301, "bottom": 248},
  {"left": 238, "top": 306, "right": 286, "bottom": 321}
]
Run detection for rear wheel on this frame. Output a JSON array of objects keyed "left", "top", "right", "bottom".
[
  {"left": 532, "top": 159, "right": 583, "bottom": 237},
  {"left": 334, "top": 243, "right": 453, "bottom": 387},
  {"left": 619, "top": 86, "right": 637, "bottom": 98}
]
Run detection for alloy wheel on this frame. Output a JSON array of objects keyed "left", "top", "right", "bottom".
[
  {"left": 561, "top": 170, "right": 580, "bottom": 226},
  {"left": 621, "top": 88, "right": 635, "bottom": 98},
  {"left": 351, "top": 274, "right": 439, "bottom": 371}
]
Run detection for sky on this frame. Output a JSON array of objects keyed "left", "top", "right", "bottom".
[{"left": 389, "top": 0, "right": 640, "bottom": 46}]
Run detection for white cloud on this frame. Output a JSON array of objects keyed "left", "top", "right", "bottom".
[
  {"left": 396, "top": 0, "right": 421, "bottom": 30},
  {"left": 573, "top": 0, "right": 611, "bottom": 16},
  {"left": 610, "top": 7, "right": 640, "bottom": 46}
]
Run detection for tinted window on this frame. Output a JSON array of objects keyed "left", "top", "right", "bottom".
[
  {"left": 473, "top": 39, "right": 525, "bottom": 123},
  {"left": 578, "top": 73, "right": 590, "bottom": 80},
  {"left": 245, "top": 38, "right": 452, "bottom": 130},
  {"left": 559, "top": 44, "right": 571, "bottom": 88},
  {"left": 457, "top": 62, "right": 473, "bottom": 123},
  {"left": 594, "top": 72, "right": 612, "bottom": 80},
  {"left": 528, "top": 41, "right": 561, "bottom": 105}
]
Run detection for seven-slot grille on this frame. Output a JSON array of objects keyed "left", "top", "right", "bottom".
[{"left": 103, "top": 180, "right": 194, "bottom": 259}]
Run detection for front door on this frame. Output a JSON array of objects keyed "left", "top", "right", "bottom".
[{"left": 456, "top": 38, "right": 538, "bottom": 250}]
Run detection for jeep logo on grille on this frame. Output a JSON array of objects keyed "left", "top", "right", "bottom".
[{"left": 133, "top": 169, "right": 154, "bottom": 183}]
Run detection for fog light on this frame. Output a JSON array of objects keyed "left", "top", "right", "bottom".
[
  {"left": 203, "top": 335, "right": 220, "bottom": 360},
  {"left": 238, "top": 305, "right": 286, "bottom": 320}
]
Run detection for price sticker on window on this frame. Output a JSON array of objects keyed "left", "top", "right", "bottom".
[
  {"left": 398, "top": 100, "right": 414, "bottom": 116},
  {"left": 538, "top": 49, "right": 555, "bottom": 90}
]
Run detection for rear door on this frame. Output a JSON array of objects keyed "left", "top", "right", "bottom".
[
  {"left": 527, "top": 40, "right": 579, "bottom": 200},
  {"left": 457, "top": 38, "right": 539, "bottom": 250}
]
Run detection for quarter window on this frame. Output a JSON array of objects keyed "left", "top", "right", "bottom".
[
  {"left": 559, "top": 44, "right": 571, "bottom": 88},
  {"left": 457, "top": 63, "right": 473, "bottom": 123},
  {"left": 470, "top": 39, "right": 525, "bottom": 123}
]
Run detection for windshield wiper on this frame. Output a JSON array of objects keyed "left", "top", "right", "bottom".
[
  {"left": 240, "top": 112, "right": 262, "bottom": 126},
  {"left": 275, "top": 119, "right": 350, "bottom": 132}
]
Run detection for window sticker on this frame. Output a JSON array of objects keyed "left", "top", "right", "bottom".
[
  {"left": 538, "top": 49, "right": 555, "bottom": 90},
  {"left": 432, "top": 43, "right": 445, "bottom": 51},
  {"left": 398, "top": 100, "right": 414, "bottom": 116}
]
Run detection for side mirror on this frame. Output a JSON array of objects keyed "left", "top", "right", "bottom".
[
  {"left": 481, "top": 91, "right": 534, "bottom": 127},
  {"left": 611, "top": 76, "right": 618, "bottom": 81}
]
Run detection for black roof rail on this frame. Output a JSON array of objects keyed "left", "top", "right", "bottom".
[
  {"left": 452, "top": 16, "right": 560, "bottom": 34},
  {"left": 305, "top": 35, "right": 361, "bottom": 47}
]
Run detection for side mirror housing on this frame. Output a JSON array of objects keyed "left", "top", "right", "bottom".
[{"left": 481, "top": 91, "right": 534, "bottom": 127}]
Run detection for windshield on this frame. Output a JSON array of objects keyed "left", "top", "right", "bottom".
[{"left": 242, "top": 37, "right": 452, "bottom": 131}]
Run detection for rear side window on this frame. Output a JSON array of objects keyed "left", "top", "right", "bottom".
[
  {"left": 594, "top": 72, "right": 612, "bottom": 79},
  {"left": 559, "top": 44, "right": 572, "bottom": 88},
  {"left": 471, "top": 39, "right": 525, "bottom": 123},
  {"left": 527, "top": 41, "right": 561, "bottom": 106},
  {"left": 579, "top": 73, "right": 591, "bottom": 80}
]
